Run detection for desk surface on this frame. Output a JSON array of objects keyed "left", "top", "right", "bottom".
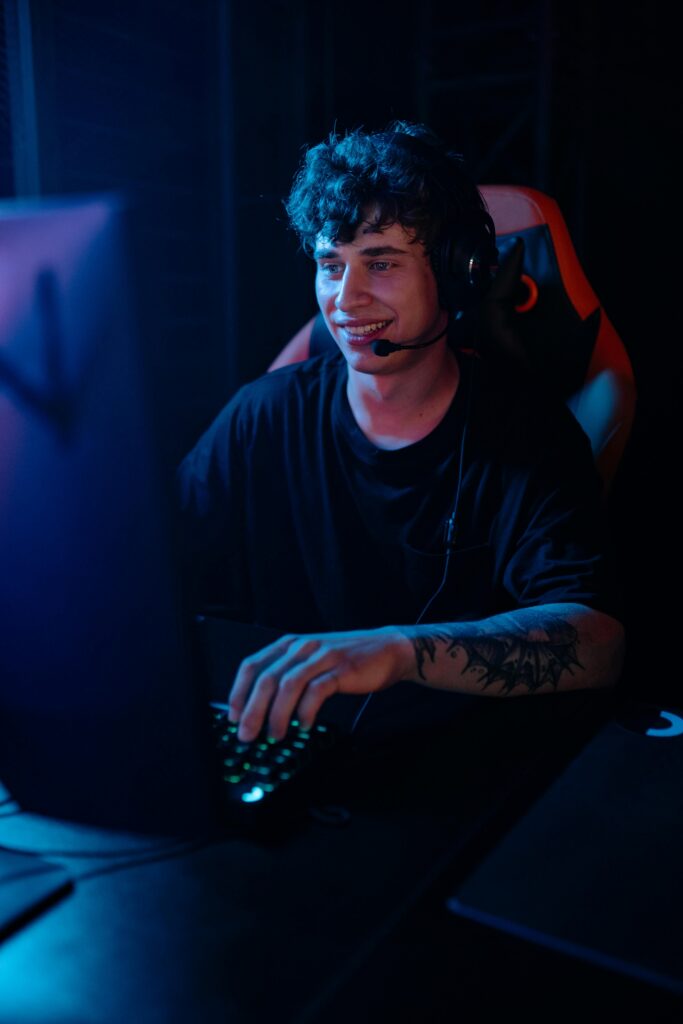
[
  {"left": 0, "top": 705, "right": 521, "bottom": 1023},
  {"left": 1, "top": 692, "right": 680, "bottom": 1024}
]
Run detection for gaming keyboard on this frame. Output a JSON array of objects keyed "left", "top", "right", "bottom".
[{"left": 209, "top": 703, "right": 345, "bottom": 830}]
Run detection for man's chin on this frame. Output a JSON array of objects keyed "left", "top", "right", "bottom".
[
  {"left": 339, "top": 342, "right": 390, "bottom": 368},
  {"left": 342, "top": 349, "right": 413, "bottom": 377}
]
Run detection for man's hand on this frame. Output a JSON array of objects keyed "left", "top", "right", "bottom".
[{"left": 227, "top": 627, "right": 413, "bottom": 741}]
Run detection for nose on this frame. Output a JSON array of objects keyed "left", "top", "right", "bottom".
[{"left": 334, "top": 264, "right": 372, "bottom": 311}]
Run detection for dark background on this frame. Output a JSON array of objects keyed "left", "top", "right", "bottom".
[{"left": 1, "top": 0, "right": 678, "bottom": 704}]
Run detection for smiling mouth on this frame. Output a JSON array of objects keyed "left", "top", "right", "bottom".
[{"left": 339, "top": 319, "right": 393, "bottom": 342}]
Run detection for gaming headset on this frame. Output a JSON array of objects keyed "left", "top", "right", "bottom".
[{"left": 374, "top": 129, "right": 499, "bottom": 317}]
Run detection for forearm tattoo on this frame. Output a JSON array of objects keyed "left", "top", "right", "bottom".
[{"left": 413, "top": 611, "right": 584, "bottom": 695}]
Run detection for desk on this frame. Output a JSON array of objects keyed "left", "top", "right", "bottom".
[{"left": 0, "top": 693, "right": 679, "bottom": 1023}]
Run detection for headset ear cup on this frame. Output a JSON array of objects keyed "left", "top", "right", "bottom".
[
  {"left": 443, "top": 236, "right": 470, "bottom": 313},
  {"left": 468, "top": 233, "right": 498, "bottom": 298},
  {"left": 435, "top": 218, "right": 496, "bottom": 314},
  {"left": 432, "top": 239, "right": 457, "bottom": 311}
]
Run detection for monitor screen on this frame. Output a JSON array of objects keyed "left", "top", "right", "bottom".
[{"left": 0, "top": 194, "right": 217, "bottom": 832}]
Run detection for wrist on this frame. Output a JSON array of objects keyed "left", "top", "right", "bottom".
[{"left": 386, "top": 625, "right": 417, "bottom": 680}]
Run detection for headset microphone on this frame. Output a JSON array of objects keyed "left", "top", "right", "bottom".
[{"left": 371, "top": 326, "right": 449, "bottom": 357}]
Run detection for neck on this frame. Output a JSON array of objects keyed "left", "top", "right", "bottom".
[{"left": 346, "top": 343, "right": 461, "bottom": 450}]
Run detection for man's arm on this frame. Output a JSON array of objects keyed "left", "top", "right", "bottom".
[
  {"left": 404, "top": 603, "right": 623, "bottom": 695},
  {"left": 228, "top": 603, "right": 624, "bottom": 742}
]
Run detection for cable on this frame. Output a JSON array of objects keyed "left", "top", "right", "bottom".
[
  {"left": 349, "top": 346, "right": 480, "bottom": 737},
  {"left": 414, "top": 346, "right": 478, "bottom": 626}
]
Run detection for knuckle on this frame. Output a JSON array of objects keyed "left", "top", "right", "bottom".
[
  {"left": 293, "top": 637, "right": 320, "bottom": 657},
  {"left": 309, "top": 673, "right": 338, "bottom": 697},
  {"left": 228, "top": 692, "right": 244, "bottom": 711},
  {"left": 330, "top": 651, "right": 351, "bottom": 674},
  {"left": 240, "top": 710, "right": 261, "bottom": 731},
  {"left": 239, "top": 652, "right": 260, "bottom": 672},
  {"left": 278, "top": 672, "right": 303, "bottom": 697},
  {"left": 256, "top": 672, "right": 278, "bottom": 693},
  {"left": 228, "top": 677, "right": 248, "bottom": 704}
]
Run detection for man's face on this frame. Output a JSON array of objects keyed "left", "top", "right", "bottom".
[{"left": 314, "top": 215, "right": 447, "bottom": 373}]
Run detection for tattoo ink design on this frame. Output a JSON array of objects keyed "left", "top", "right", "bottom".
[
  {"left": 413, "top": 635, "right": 441, "bottom": 681},
  {"left": 413, "top": 629, "right": 463, "bottom": 682},
  {"left": 413, "top": 612, "right": 584, "bottom": 694}
]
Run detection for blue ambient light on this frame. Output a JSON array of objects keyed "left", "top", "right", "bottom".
[{"left": 646, "top": 711, "right": 683, "bottom": 738}]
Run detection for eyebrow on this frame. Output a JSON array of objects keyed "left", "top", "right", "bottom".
[{"left": 314, "top": 245, "right": 410, "bottom": 260}]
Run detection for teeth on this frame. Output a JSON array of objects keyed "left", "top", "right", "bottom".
[{"left": 344, "top": 320, "right": 391, "bottom": 336}]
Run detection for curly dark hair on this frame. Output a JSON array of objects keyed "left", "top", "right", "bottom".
[{"left": 283, "top": 120, "right": 494, "bottom": 261}]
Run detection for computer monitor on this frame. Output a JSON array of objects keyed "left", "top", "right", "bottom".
[{"left": 0, "top": 194, "right": 219, "bottom": 833}]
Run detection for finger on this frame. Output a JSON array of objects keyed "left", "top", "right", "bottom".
[
  {"left": 265, "top": 648, "right": 342, "bottom": 739},
  {"left": 294, "top": 670, "right": 341, "bottom": 731},
  {"left": 228, "top": 635, "right": 297, "bottom": 720},
  {"left": 235, "top": 638, "right": 326, "bottom": 740},
  {"left": 236, "top": 673, "right": 279, "bottom": 742}
]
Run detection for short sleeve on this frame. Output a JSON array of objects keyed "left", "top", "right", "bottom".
[{"left": 500, "top": 401, "right": 624, "bottom": 622}]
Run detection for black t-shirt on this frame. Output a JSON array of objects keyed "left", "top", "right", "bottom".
[{"left": 177, "top": 349, "right": 622, "bottom": 632}]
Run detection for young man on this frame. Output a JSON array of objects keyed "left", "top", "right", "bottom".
[{"left": 177, "top": 122, "right": 624, "bottom": 744}]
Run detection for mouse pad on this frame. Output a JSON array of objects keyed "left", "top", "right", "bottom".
[{"left": 446, "top": 700, "right": 683, "bottom": 995}]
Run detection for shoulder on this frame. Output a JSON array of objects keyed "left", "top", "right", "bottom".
[
  {"left": 243, "top": 349, "right": 345, "bottom": 406},
  {"left": 226, "top": 350, "right": 342, "bottom": 408},
  {"left": 223, "top": 350, "right": 344, "bottom": 435},
  {"left": 181, "top": 351, "right": 344, "bottom": 463},
  {"left": 467, "top": 353, "right": 595, "bottom": 465}
]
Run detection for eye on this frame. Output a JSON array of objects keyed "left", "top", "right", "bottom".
[
  {"left": 317, "top": 263, "right": 342, "bottom": 276},
  {"left": 369, "top": 260, "right": 393, "bottom": 271}
]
